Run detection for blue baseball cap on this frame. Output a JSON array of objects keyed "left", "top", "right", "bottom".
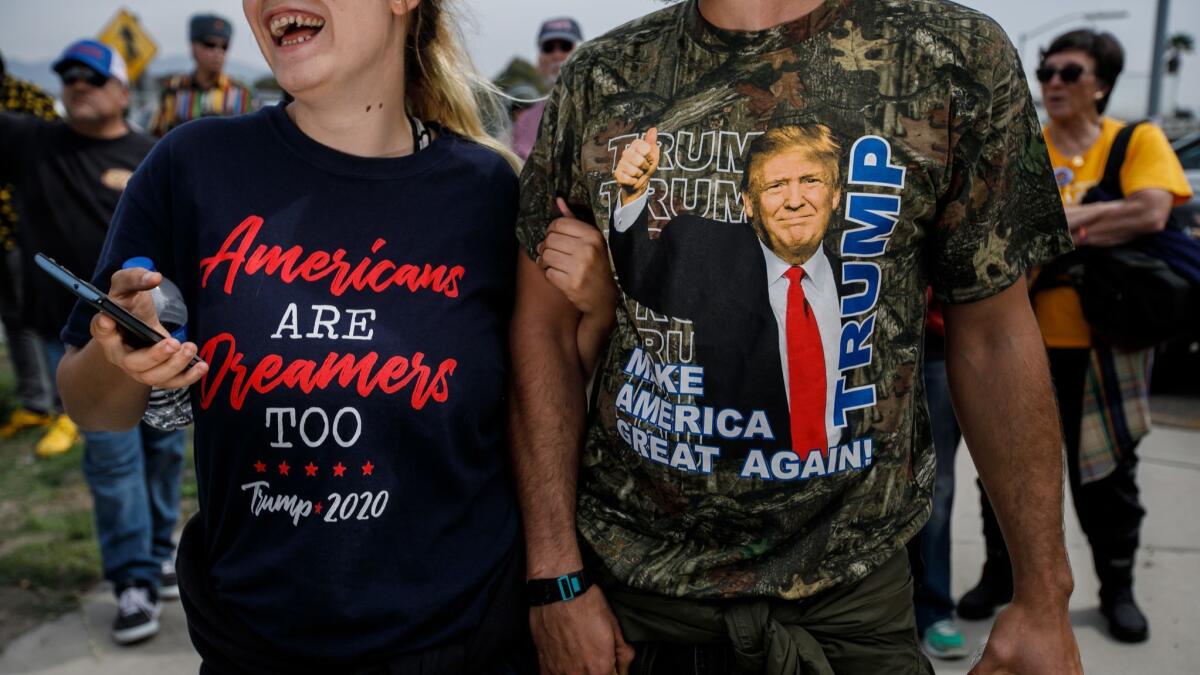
[{"left": 53, "top": 39, "right": 129, "bottom": 86}]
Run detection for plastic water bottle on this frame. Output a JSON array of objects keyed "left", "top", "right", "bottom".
[{"left": 122, "top": 257, "right": 193, "bottom": 430}]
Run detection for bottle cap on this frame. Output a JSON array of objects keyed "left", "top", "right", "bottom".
[{"left": 122, "top": 256, "right": 156, "bottom": 272}]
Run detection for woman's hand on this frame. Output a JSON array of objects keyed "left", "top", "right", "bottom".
[
  {"left": 537, "top": 198, "right": 618, "bottom": 319},
  {"left": 89, "top": 267, "right": 208, "bottom": 390},
  {"left": 1065, "top": 189, "right": 1175, "bottom": 247}
]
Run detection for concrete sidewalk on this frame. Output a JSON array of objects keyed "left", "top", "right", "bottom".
[
  {"left": 938, "top": 424, "right": 1200, "bottom": 674},
  {"left": 1, "top": 425, "right": 1197, "bottom": 674}
]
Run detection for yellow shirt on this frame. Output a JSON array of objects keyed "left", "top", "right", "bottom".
[{"left": 1034, "top": 118, "right": 1194, "bottom": 348}]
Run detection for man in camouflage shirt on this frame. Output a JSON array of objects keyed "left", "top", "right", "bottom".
[{"left": 510, "top": 0, "right": 1082, "bottom": 673}]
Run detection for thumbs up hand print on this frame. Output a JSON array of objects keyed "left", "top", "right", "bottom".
[{"left": 613, "top": 127, "right": 661, "bottom": 206}]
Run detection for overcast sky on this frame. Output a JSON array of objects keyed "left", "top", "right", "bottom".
[{"left": 1, "top": 0, "right": 1196, "bottom": 118}]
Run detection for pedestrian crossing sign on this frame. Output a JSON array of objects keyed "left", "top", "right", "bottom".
[{"left": 98, "top": 9, "right": 158, "bottom": 82}]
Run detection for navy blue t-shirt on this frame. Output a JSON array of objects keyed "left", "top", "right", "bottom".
[{"left": 63, "top": 104, "right": 521, "bottom": 660}]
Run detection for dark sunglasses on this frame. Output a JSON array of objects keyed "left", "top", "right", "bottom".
[
  {"left": 198, "top": 39, "right": 229, "bottom": 51},
  {"left": 541, "top": 39, "right": 574, "bottom": 55},
  {"left": 60, "top": 65, "right": 108, "bottom": 88},
  {"left": 1036, "top": 64, "right": 1086, "bottom": 84}
]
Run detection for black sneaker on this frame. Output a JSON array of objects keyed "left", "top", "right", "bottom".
[
  {"left": 160, "top": 558, "right": 180, "bottom": 600},
  {"left": 112, "top": 584, "right": 161, "bottom": 645},
  {"left": 1101, "top": 587, "right": 1149, "bottom": 643}
]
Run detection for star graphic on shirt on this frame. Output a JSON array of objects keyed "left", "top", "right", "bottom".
[
  {"left": 253, "top": 460, "right": 266, "bottom": 473},
  {"left": 278, "top": 461, "right": 290, "bottom": 476},
  {"left": 304, "top": 462, "right": 318, "bottom": 477},
  {"left": 332, "top": 462, "right": 346, "bottom": 477},
  {"left": 313, "top": 501, "right": 323, "bottom": 515},
  {"left": 361, "top": 461, "right": 375, "bottom": 477}
]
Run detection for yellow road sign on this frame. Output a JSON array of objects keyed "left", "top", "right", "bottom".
[{"left": 97, "top": 9, "right": 158, "bottom": 82}]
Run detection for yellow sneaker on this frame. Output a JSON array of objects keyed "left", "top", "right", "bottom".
[
  {"left": 35, "top": 415, "right": 82, "bottom": 457},
  {"left": 0, "top": 408, "right": 53, "bottom": 438}
]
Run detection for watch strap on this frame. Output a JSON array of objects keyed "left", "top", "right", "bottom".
[{"left": 527, "top": 570, "right": 591, "bottom": 606}]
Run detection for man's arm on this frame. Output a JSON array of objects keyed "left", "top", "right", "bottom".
[
  {"left": 942, "top": 277, "right": 1081, "bottom": 674},
  {"left": 510, "top": 252, "right": 634, "bottom": 675},
  {"left": 0, "top": 112, "right": 37, "bottom": 183},
  {"left": 148, "top": 89, "right": 173, "bottom": 138},
  {"left": 511, "top": 251, "right": 587, "bottom": 578}
]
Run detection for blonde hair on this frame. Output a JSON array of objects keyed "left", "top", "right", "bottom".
[{"left": 406, "top": 1, "right": 521, "bottom": 171}]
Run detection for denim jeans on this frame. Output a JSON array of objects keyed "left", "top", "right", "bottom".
[
  {"left": 44, "top": 340, "right": 187, "bottom": 589},
  {"left": 909, "top": 356, "right": 961, "bottom": 634}
]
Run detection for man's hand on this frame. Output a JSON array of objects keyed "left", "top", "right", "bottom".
[
  {"left": 89, "top": 267, "right": 207, "bottom": 389},
  {"left": 530, "top": 586, "right": 635, "bottom": 675},
  {"left": 537, "top": 198, "right": 618, "bottom": 317},
  {"left": 971, "top": 601, "right": 1082, "bottom": 675},
  {"left": 613, "top": 128, "right": 661, "bottom": 206},
  {"left": 944, "top": 278, "right": 1079, "bottom": 675}
]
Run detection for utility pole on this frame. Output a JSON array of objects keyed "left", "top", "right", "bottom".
[{"left": 1148, "top": 0, "right": 1170, "bottom": 118}]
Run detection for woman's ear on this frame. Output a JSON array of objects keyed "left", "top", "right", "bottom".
[{"left": 389, "top": 0, "right": 421, "bottom": 17}]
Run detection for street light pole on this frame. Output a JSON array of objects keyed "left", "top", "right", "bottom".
[{"left": 1148, "top": 0, "right": 1170, "bottom": 118}]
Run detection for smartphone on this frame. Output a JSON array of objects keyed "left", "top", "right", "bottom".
[{"left": 34, "top": 253, "right": 202, "bottom": 367}]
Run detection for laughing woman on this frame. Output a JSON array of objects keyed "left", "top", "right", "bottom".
[{"left": 54, "top": 1, "right": 570, "bottom": 672}]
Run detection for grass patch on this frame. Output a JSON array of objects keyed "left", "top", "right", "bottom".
[
  {"left": 0, "top": 539, "right": 101, "bottom": 589},
  {"left": 0, "top": 343, "right": 197, "bottom": 648}
]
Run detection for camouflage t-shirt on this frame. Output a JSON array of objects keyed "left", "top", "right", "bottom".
[{"left": 516, "top": 0, "right": 1070, "bottom": 600}]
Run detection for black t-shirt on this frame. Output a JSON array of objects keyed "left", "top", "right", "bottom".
[
  {"left": 63, "top": 104, "right": 522, "bottom": 660},
  {"left": 0, "top": 113, "right": 154, "bottom": 338}
]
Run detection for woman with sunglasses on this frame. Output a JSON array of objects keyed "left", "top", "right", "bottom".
[
  {"left": 959, "top": 29, "right": 1191, "bottom": 644},
  {"left": 53, "top": 1, "right": 623, "bottom": 672}
]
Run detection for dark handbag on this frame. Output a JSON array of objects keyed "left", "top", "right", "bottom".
[{"left": 1034, "top": 121, "right": 1199, "bottom": 350}]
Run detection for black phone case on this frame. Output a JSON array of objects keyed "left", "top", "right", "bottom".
[{"left": 33, "top": 253, "right": 201, "bottom": 368}]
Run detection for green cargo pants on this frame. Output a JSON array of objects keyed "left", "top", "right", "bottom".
[{"left": 604, "top": 550, "right": 934, "bottom": 675}]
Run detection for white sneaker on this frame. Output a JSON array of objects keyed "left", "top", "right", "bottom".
[
  {"left": 159, "top": 558, "right": 180, "bottom": 600},
  {"left": 922, "top": 619, "right": 969, "bottom": 659},
  {"left": 112, "top": 585, "right": 161, "bottom": 645}
]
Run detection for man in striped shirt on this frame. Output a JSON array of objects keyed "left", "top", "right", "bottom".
[{"left": 149, "top": 14, "right": 254, "bottom": 138}]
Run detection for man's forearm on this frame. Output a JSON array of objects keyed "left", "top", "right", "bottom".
[
  {"left": 576, "top": 312, "right": 615, "bottom": 378},
  {"left": 944, "top": 282, "right": 1073, "bottom": 604},
  {"left": 510, "top": 254, "right": 589, "bottom": 577}
]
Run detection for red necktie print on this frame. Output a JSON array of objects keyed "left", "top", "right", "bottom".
[{"left": 784, "top": 267, "right": 827, "bottom": 459}]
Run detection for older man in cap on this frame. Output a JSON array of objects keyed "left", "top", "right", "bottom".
[
  {"left": 510, "top": 17, "right": 583, "bottom": 160},
  {"left": 0, "top": 39, "right": 185, "bottom": 645},
  {"left": 149, "top": 13, "right": 254, "bottom": 137}
]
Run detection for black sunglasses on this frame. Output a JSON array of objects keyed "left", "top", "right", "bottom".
[
  {"left": 60, "top": 65, "right": 108, "bottom": 88},
  {"left": 541, "top": 39, "right": 574, "bottom": 55},
  {"left": 1036, "top": 64, "right": 1086, "bottom": 84},
  {"left": 198, "top": 39, "right": 229, "bottom": 51}
]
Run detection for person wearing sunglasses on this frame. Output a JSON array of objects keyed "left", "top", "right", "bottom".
[
  {"left": 0, "top": 39, "right": 185, "bottom": 645},
  {"left": 148, "top": 14, "right": 255, "bottom": 137},
  {"left": 509, "top": 17, "right": 582, "bottom": 160},
  {"left": 960, "top": 29, "right": 1191, "bottom": 645}
]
